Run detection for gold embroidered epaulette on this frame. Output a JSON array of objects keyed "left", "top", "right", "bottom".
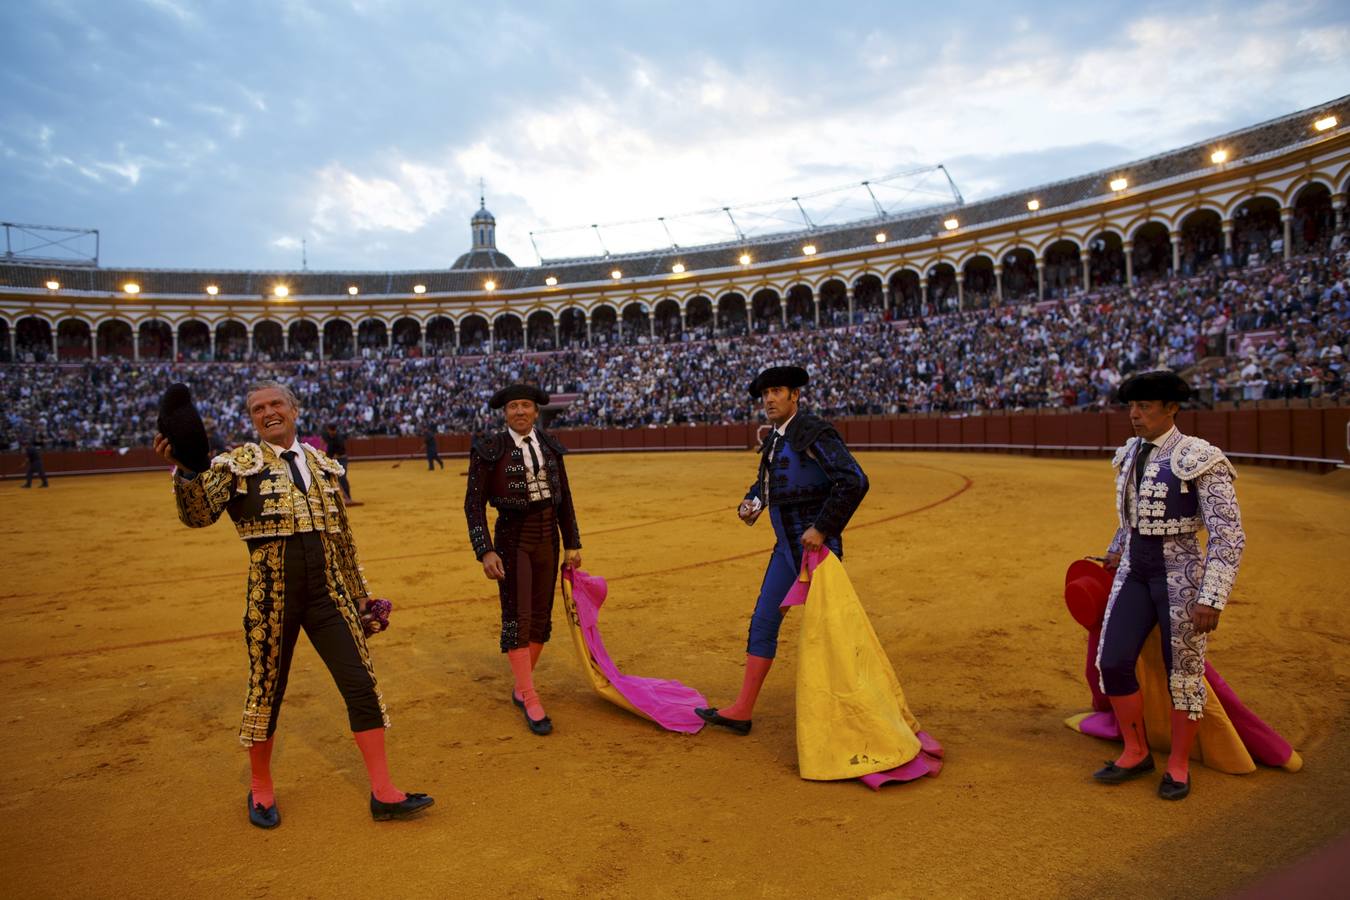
[
  {"left": 215, "top": 442, "right": 267, "bottom": 476},
  {"left": 306, "top": 444, "right": 346, "bottom": 476},
  {"left": 1171, "top": 436, "right": 1236, "bottom": 481}
]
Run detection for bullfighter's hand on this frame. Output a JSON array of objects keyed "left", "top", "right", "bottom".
[
  {"left": 482, "top": 551, "right": 506, "bottom": 581},
  {"left": 800, "top": 526, "right": 826, "bottom": 553},
  {"left": 737, "top": 500, "right": 762, "bottom": 526},
  {"left": 153, "top": 432, "right": 186, "bottom": 472},
  {"left": 1193, "top": 604, "right": 1221, "bottom": 634},
  {"left": 1104, "top": 551, "right": 1121, "bottom": 569},
  {"left": 564, "top": 548, "right": 582, "bottom": 569}
]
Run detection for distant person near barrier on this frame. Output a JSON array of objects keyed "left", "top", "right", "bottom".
[
  {"left": 424, "top": 425, "right": 444, "bottom": 470},
  {"left": 323, "top": 423, "right": 362, "bottom": 506}
]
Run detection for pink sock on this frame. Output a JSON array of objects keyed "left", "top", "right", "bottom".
[
  {"left": 508, "top": 648, "right": 546, "bottom": 720},
  {"left": 353, "top": 727, "right": 405, "bottom": 804},
  {"left": 248, "top": 736, "right": 275, "bottom": 808}
]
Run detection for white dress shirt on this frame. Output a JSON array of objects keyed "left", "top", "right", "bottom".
[
  {"left": 265, "top": 437, "right": 311, "bottom": 492},
  {"left": 1126, "top": 425, "right": 1176, "bottom": 526}
]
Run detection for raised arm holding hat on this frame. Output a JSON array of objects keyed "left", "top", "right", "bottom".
[
  {"left": 464, "top": 382, "right": 582, "bottom": 736},
  {"left": 1091, "top": 370, "right": 1244, "bottom": 801},
  {"left": 696, "top": 364, "right": 869, "bottom": 734},
  {"left": 154, "top": 381, "right": 432, "bottom": 828}
]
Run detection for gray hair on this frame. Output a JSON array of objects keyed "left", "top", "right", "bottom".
[{"left": 244, "top": 380, "right": 301, "bottom": 412}]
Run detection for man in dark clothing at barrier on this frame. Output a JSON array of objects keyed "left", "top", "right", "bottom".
[
  {"left": 23, "top": 435, "right": 49, "bottom": 488},
  {"left": 424, "top": 425, "right": 444, "bottom": 471},
  {"left": 323, "top": 423, "right": 362, "bottom": 507}
]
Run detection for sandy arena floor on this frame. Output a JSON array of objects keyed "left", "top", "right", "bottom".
[{"left": 2, "top": 450, "right": 1348, "bottom": 898}]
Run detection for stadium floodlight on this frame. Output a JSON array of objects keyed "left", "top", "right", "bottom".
[
  {"left": 1210, "top": 149, "right": 1228, "bottom": 164},
  {"left": 545, "top": 276, "right": 558, "bottom": 286},
  {"left": 205, "top": 284, "right": 219, "bottom": 296},
  {"left": 671, "top": 262, "right": 685, "bottom": 274},
  {"left": 875, "top": 232, "right": 887, "bottom": 243},
  {"left": 413, "top": 284, "right": 427, "bottom": 294},
  {"left": 738, "top": 252, "right": 751, "bottom": 265},
  {"left": 273, "top": 284, "right": 289, "bottom": 298},
  {"left": 123, "top": 282, "right": 140, "bottom": 294},
  {"left": 1314, "top": 115, "right": 1337, "bottom": 132},
  {"left": 348, "top": 285, "right": 359, "bottom": 296},
  {"left": 1109, "top": 177, "right": 1128, "bottom": 192},
  {"left": 45, "top": 280, "right": 60, "bottom": 291},
  {"left": 610, "top": 269, "right": 622, "bottom": 279},
  {"left": 484, "top": 279, "right": 496, "bottom": 291},
  {"left": 802, "top": 244, "right": 817, "bottom": 256},
  {"left": 943, "top": 218, "right": 959, "bottom": 231},
  {"left": 1026, "top": 199, "right": 1040, "bottom": 211}
]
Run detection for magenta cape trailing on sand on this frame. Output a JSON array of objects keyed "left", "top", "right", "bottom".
[
  {"left": 782, "top": 547, "right": 943, "bottom": 789},
  {"left": 561, "top": 567, "right": 708, "bottom": 734}
]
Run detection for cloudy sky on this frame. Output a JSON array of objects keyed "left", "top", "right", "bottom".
[{"left": 2, "top": 0, "right": 1347, "bottom": 271}]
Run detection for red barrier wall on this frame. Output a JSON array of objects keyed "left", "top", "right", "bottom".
[{"left": 6, "top": 408, "right": 1347, "bottom": 479}]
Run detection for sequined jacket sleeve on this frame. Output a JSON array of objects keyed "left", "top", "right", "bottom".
[
  {"left": 1105, "top": 441, "right": 1130, "bottom": 557},
  {"left": 464, "top": 446, "right": 494, "bottom": 560},
  {"left": 1195, "top": 465, "right": 1243, "bottom": 610},
  {"left": 806, "top": 430, "right": 869, "bottom": 538},
  {"left": 172, "top": 463, "right": 235, "bottom": 528},
  {"left": 555, "top": 454, "right": 582, "bottom": 551},
  {"left": 323, "top": 479, "right": 371, "bottom": 600}
]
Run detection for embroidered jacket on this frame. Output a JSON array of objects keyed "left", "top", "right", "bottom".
[
  {"left": 744, "top": 412, "right": 869, "bottom": 539},
  {"left": 171, "top": 440, "right": 380, "bottom": 743},
  {"left": 174, "top": 441, "right": 352, "bottom": 539},
  {"left": 1106, "top": 430, "right": 1244, "bottom": 609},
  {"left": 464, "top": 427, "right": 582, "bottom": 560}
]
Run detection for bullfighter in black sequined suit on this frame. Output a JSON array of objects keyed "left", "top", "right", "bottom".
[
  {"left": 464, "top": 383, "right": 582, "bottom": 736},
  {"left": 154, "top": 380, "right": 432, "bottom": 828},
  {"left": 697, "top": 365, "right": 869, "bottom": 735}
]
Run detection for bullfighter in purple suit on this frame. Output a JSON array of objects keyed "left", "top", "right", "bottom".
[{"left": 1092, "top": 370, "right": 1245, "bottom": 801}]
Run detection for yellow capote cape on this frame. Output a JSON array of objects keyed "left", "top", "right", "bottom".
[
  {"left": 1066, "top": 629, "right": 1304, "bottom": 774},
  {"left": 793, "top": 551, "right": 928, "bottom": 780}
]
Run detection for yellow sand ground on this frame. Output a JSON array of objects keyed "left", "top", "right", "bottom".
[{"left": 1, "top": 451, "right": 1347, "bottom": 899}]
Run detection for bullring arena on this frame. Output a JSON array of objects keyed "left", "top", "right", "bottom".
[
  {"left": 3, "top": 92, "right": 1350, "bottom": 899},
  {"left": 2, "top": 450, "right": 1348, "bottom": 897}
]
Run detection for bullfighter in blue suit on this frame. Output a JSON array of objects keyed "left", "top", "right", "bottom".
[{"left": 696, "top": 365, "right": 869, "bottom": 735}]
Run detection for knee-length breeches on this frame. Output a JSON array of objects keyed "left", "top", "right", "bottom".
[
  {"left": 244, "top": 532, "right": 385, "bottom": 742},
  {"left": 745, "top": 505, "right": 843, "bottom": 658},
  {"left": 1097, "top": 535, "right": 1172, "bottom": 696},
  {"left": 495, "top": 503, "right": 560, "bottom": 652}
]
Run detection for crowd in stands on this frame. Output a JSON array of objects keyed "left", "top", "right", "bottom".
[{"left": 2, "top": 246, "right": 1346, "bottom": 451}]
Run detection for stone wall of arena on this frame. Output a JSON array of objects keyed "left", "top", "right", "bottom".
[{"left": 5, "top": 405, "right": 1347, "bottom": 479}]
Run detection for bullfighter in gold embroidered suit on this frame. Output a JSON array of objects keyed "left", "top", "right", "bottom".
[{"left": 155, "top": 380, "right": 432, "bottom": 828}]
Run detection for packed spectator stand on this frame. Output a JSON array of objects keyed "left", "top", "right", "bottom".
[{"left": 3, "top": 246, "right": 1345, "bottom": 453}]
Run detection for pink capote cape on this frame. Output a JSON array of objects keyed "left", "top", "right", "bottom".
[
  {"left": 561, "top": 567, "right": 707, "bottom": 733},
  {"left": 782, "top": 547, "right": 943, "bottom": 789}
]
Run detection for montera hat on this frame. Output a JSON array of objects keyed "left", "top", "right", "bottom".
[
  {"left": 156, "top": 383, "right": 213, "bottom": 474},
  {"left": 1064, "top": 559, "right": 1115, "bottom": 629},
  {"left": 1115, "top": 370, "right": 1191, "bottom": 404},
  {"left": 748, "top": 365, "right": 809, "bottom": 399},
  {"left": 489, "top": 383, "right": 550, "bottom": 409}
]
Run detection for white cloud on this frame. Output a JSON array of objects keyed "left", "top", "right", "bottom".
[
  {"left": 309, "top": 159, "right": 460, "bottom": 235},
  {"left": 282, "top": 6, "right": 1350, "bottom": 268}
]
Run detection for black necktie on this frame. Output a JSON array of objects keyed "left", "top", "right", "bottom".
[
  {"left": 280, "top": 450, "right": 307, "bottom": 492},
  {"left": 1133, "top": 442, "right": 1154, "bottom": 491},
  {"left": 762, "top": 432, "right": 780, "bottom": 500},
  {"left": 522, "top": 435, "right": 541, "bottom": 476}
]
